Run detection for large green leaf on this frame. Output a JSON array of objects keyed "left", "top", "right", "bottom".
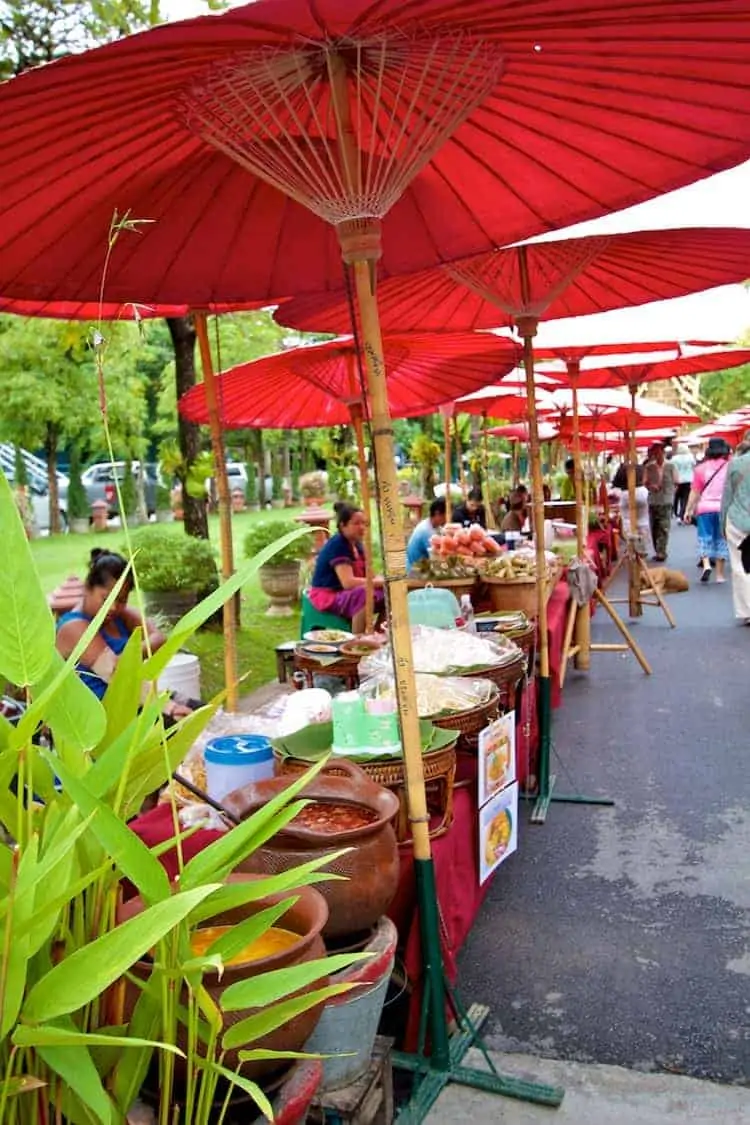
[
  {"left": 36, "top": 1041, "right": 113, "bottom": 1125},
  {"left": 222, "top": 982, "right": 356, "bottom": 1051},
  {"left": 44, "top": 755, "right": 170, "bottom": 907},
  {"left": 195, "top": 1060, "right": 273, "bottom": 1122},
  {"left": 119, "top": 705, "right": 217, "bottom": 820},
  {"left": 22, "top": 883, "right": 219, "bottom": 1024},
  {"left": 191, "top": 851, "right": 349, "bottom": 923},
  {"left": 110, "top": 988, "right": 161, "bottom": 1114},
  {"left": 31, "top": 650, "right": 107, "bottom": 753},
  {"left": 0, "top": 837, "right": 35, "bottom": 1037},
  {"left": 0, "top": 470, "right": 55, "bottom": 686},
  {"left": 221, "top": 952, "right": 369, "bottom": 1012},
  {"left": 13, "top": 1023, "right": 184, "bottom": 1055},
  {"left": 100, "top": 628, "right": 144, "bottom": 748},
  {"left": 85, "top": 700, "right": 164, "bottom": 800},
  {"left": 179, "top": 756, "right": 327, "bottom": 891},
  {"left": 142, "top": 528, "right": 310, "bottom": 681},
  {"left": 200, "top": 897, "right": 298, "bottom": 967}
]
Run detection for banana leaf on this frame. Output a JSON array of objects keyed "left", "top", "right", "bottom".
[{"left": 271, "top": 718, "right": 459, "bottom": 764}]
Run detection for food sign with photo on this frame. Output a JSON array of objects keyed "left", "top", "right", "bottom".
[
  {"left": 478, "top": 712, "right": 516, "bottom": 806},
  {"left": 479, "top": 782, "right": 518, "bottom": 884}
]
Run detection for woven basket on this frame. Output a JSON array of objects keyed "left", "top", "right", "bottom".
[
  {"left": 429, "top": 683, "right": 500, "bottom": 753},
  {"left": 482, "top": 572, "right": 556, "bottom": 618},
  {"left": 457, "top": 653, "right": 527, "bottom": 712},
  {"left": 407, "top": 576, "right": 477, "bottom": 602},
  {"left": 496, "top": 623, "right": 535, "bottom": 675},
  {"left": 276, "top": 738, "right": 458, "bottom": 844}
]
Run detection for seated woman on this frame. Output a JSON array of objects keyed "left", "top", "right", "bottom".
[
  {"left": 308, "top": 502, "right": 385, "bottom": 634},
  {"left": 55, "top": 549, "right": 193, "bottom": 721},
  {"left": 500, "top": 488, "right": 528, "bottom": 533}
]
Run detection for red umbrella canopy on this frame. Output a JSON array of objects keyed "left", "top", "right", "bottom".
[
  {"left": 178, "top": 332, "right": 521, "bottom": 428},
  {"left": 1, "top": 4, "right": 750, "bottom": 305},
  {"left": 487, "top": 422, "right": 558, "bottom": 443},
  {"left": 0, "top": 298, "right": 272, "bottom": 321},
  {"left": 538, "top": 344, "right": 750, "bottom": 391},
  {"left": 276, "top": 228, "right": 750, "bottom": 334},
  {"left": 554, "top": 394, "right": 699, "bottom": 433}
]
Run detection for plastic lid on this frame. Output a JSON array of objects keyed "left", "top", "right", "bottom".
[{"left": 204, "top": 734, "right": 273, "bottom": 765}]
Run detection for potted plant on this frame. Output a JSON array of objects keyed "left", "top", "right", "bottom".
[
  {"left": 299, "top": 469, "right": 327, "bottom": 507},
  {"left": 66, "top": 446, "right": 91, "bottom": 533},
  {"left": 0, "top": 474, "right": 360, "bottom": 1125},
  {"left": 244, "top": 518, "right": 311, "bottom": 615},
  {"left": 245, "top": 459, "right": 260, "bottom": 512},
  {"left": 127, "top": 525, "right": 220, "bottom": 623}
]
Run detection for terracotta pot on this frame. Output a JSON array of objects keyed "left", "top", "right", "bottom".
[
  {"left": 117, "top": 874, "right": 329, "bottom": 1078},
  {"left": 224, "top": 760, "right": 400, "bottom": 940},
  {"left": 258, "top": 561, "right": 301, "bottom": 616}
]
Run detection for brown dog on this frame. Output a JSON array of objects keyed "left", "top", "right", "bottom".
[{"left": 642, "top": 567, "right": 689, "bottom": 594}]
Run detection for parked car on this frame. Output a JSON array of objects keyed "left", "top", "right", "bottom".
[
  {"left": 211, "top": 463, "right": 273, "bottom": 500},
  {"left": 3, "top": 466, "right": 67, "bottom": 533},
  {"left": 81, "top": 461, "right": 158, "bottom": 516}
]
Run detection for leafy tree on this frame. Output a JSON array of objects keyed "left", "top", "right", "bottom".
[{"left": 701, "top": 362, "right": 750, "bottom": 417}]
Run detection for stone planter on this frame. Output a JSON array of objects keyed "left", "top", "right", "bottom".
[
  {"left": 271, "top": 498, "right": 285, "bottom": 510},
  {"left": 90, "top": 499, "right": 109, "bottom": 532},
  {"left": 70, "top": 517, "right": 90, "bottom": 534},
  {"left": 155, "top": 509, "right": 173, "bottom": 524},
  {"left": 247, "top": 501, "right": 261, "bottom": 513},
  {"left": 259, "top": 561, "right": 301, "bottom": 616},
  {"left": 143, "top": 589, "right": 197, "bottom": 625}
]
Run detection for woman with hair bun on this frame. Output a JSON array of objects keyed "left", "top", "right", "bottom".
[
  {"left": 309, "top": 502, "right": 385, "bottom": 633},
  {"left": 55, "top": 548, "right": 192, "bottom": 719}
]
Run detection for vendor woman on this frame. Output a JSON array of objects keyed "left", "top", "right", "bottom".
[
  {"left": 55, "top": 549, "right": 194, "bottom": 720},
  {"left": 309, "top": 502, "right": 385, "bottom": 633}
]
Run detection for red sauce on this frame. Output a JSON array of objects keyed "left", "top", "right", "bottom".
[{"left": 293, "top": 801, "right": 378, "bottom": 833}]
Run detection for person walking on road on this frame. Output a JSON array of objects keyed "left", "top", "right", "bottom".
[
  {"left": 643, "top": 442, "right": 677, "bottom": 561},
  {"left": 684, "top": 437, "right": 731, "bottom": 583},
  {"left": 671, "top": 442, "right": 696, "bottom": 522},
  {"left": 720, "top": 433, "right": 750, "bottom": 623}
]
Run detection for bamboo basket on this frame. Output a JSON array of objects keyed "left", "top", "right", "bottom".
[
  {"left": 429, "top": 683, "right": 500, "bottom": 753},
  {"left": 481, "top": 568, "right": 557, "bottom": 618},
  {"left": 457, "top": 652, "right": 527, "bottom": 712},
  {"left": 276, "top": 739, "right": 459, "bottom": 844}
]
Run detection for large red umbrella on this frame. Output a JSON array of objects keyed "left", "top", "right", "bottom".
[
  {"left": 0, "top": 298, "right": 270, "bottom": 320},
  {"left": 4, "top": 3, "right": 750, "bottom": 1104},
  {"left": 178, "top": 332, "right": 521, "bottom": 429}
]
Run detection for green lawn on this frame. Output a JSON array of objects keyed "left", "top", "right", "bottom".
[{"left": 30, "top": 510, "right": 307, "bottom": 700}]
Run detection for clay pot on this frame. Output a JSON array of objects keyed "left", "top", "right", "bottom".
[
  {"left": 224, "top": 761, "right": 400, "bottom": 940},
  {"left": 117, "top": 874, "right": 328, "bottom": 1078}
]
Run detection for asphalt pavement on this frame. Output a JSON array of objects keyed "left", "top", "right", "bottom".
[{"left": 453, "top": 521, "right": 750, "bottom": 1086}]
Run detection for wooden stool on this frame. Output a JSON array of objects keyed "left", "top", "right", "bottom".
[
  {"left": 275, "top": 641, "right": 298, "bottom": 684},
  {"left": 308, "top": 1036, "right": 394, "bottom": 1125}
]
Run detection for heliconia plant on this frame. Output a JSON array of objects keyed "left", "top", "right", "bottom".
[{"left": 0, "top": 469, "right": 365, "bottom": 1125}]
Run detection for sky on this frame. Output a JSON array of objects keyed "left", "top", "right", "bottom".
[{"left": 162, "top": 0, "right": 750, "bottom": 345}]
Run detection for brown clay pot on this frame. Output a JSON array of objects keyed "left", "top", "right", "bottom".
[
  {"left": 224, "top": 760, "right": 400, "bottom": 940},
  {"left": 116, "top": 874, "right": 328, "bottom": 1078}
]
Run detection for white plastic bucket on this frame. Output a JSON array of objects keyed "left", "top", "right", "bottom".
[
  {"left": 157, "top": 652, "right": 201, "bottom": 701},
  {"left": 204, "top": 735, "right": 275, "bottom": 801}
]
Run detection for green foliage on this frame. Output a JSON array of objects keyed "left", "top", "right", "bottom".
[
  {"left": 159, "top": 439, "right": 213, "bottom": 500},
  {"left": 244, "top": 519, "right": 311, "bottom": 566},
  {"left": 13, "top": 445, "right": 27, "bottom": 487},
  {"left": 66, "top": 447, "right": 90, "bottom": 521},
  {"left": 271, "top": 456, "right": 284, "bottom": 501},
  {"left": 119, "top": 459, "right": 138, "bottom": 517},
  {"left": 127, "top": 526, "right": 218, "bottom": 591},
  {"left": 299, "top": 469, "right": 327, "bottom": 499},
  {"left": 155, "top": 480, "right": 172, "bottom": 511},
  {"left": 245, "top": 459, "right": 258, "bottom": 504},
  {"left": 700, "top": 362, "right": 750, "bottom": 417},
  {"left": 0, "top": 480, "right": 361, "bottom": 1125}
]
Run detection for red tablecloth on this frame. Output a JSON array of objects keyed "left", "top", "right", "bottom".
[{"left": 546, "top": 578, "right": 571, "bottom": 709}]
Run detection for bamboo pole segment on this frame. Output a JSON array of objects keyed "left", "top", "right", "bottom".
[
  {"left": 194, "top": 311, "right": 238, "bottom": 711},
  {"left": 627, "top": 384, "right": 642, "bottom": 618},
  {"left": 518, "top": 318, "right": 550, "bottom": 680},
  {"left": 481, "top": 412, "right": 496, "bottom": 529},
  {"left": 512, "top": 441, "right": 520, "bottom": 487},
  {"left": 349, "top": 399, "right": 375, "bottom": 634},
  {"left": 569, "top": 373, "right": 591, "bottom": 671},
  {"left": 352, "top": 257, "right": 432, "bottom": 863},
  {"left": 455, "top": 415, "right": 466, "bottom": 496},
  {"left": 443, "top": 410, "right": 453, "bottom": 522}
]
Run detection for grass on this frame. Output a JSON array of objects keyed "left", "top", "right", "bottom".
[{"left": 30, "top": 509, "right": 309, "bottom": 700}]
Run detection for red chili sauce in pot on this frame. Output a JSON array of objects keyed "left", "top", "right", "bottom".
[{"left": 293, "top": 801, "right": 378, "bottom": 833}]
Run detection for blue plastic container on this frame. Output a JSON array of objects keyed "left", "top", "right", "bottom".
[{"left": 204, "top": 734, "right": 274, "bottom": 801}]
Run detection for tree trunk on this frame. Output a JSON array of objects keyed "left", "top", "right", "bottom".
[
  {"left": 44, "top": 423, "right": 60, "bottom": 534},
  {"left": 257, "top": 431, "right": 267, "bottom": 506},
  {"left": 167, "top": 316, "right": 208, "bottom": 540}
]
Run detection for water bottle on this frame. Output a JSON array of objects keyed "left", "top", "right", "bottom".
[{"left": 460, "top": 594, "right": 476, "bottom": 633}]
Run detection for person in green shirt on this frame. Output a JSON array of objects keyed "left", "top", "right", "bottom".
[{"left": 558, "top": 458, "right": 576, "bottom": 501}]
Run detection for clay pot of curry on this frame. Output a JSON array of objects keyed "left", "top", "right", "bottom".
[{"left": 224, "top": 760, "right": 400, "bottom": 940}]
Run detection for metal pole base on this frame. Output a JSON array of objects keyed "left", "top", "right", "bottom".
[
  {"left": 530, "top": 774, "right": 615, "bottom": 825},
  {"left": 393, "top": 1003, "right": 564, "bottom": 1123}
]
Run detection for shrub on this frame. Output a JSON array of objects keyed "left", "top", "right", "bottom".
[
  {"left": 127, "top": 526, "right": 218, "bottom": 591},
  {"left": 299, "top": 469, "right": 327, "bottom": 499},
  {"left": 244, "top": 518, "right": 311, "bottom": 565},
  {"left": 119, "top": 459, "right": 138, "bottom": 516},
  {"left": 245, "top": 459, "right": 258, "bottom": 504}
]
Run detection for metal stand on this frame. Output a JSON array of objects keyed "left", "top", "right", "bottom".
[
  {"left": 530, "top": 677, "right": 615, "bottom": 824},
  {"left": 392, "top": 860, "right": 564, "bottom": 1122}
]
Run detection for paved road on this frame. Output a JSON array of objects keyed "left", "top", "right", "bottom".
[{"left": 457, "top": 522, "right": 750, "bottom": 1085}]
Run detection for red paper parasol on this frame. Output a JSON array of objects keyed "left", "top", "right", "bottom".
[{"left": 178, "top": 332, "right": 521, "bottom": 428}]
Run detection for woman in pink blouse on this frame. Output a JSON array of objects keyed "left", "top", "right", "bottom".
[{"left": 684, "top": 438, "right": 731, "bottom": 583}]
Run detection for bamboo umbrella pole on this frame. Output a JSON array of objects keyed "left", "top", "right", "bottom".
[
  {"left": 512, "top": 441, "right": 520, "bottom": 487},
  {"left": 481, "top": 412, "right": 496, "bottom": 529},
  {"left": 194, "top": 311, "right": 238, "bottom": 711},
  {"left": 455, "top": 415, "right": 466, "bottom": 496},
  {"left": 443, "top": 410, "right": 453, "bottom": 521},
  {"left": 349, "top": 398, "right": 375, "bottom": 634},
  {"left": 627, "top": 384, "right": 642, "bottom": 617},
  {"left": 569, "top": 371, "right": 591, "bottom": 670}
]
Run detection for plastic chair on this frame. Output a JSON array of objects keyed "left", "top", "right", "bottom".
[{"left": 300, "top": 589, "right": 351, "bottom": 636}]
